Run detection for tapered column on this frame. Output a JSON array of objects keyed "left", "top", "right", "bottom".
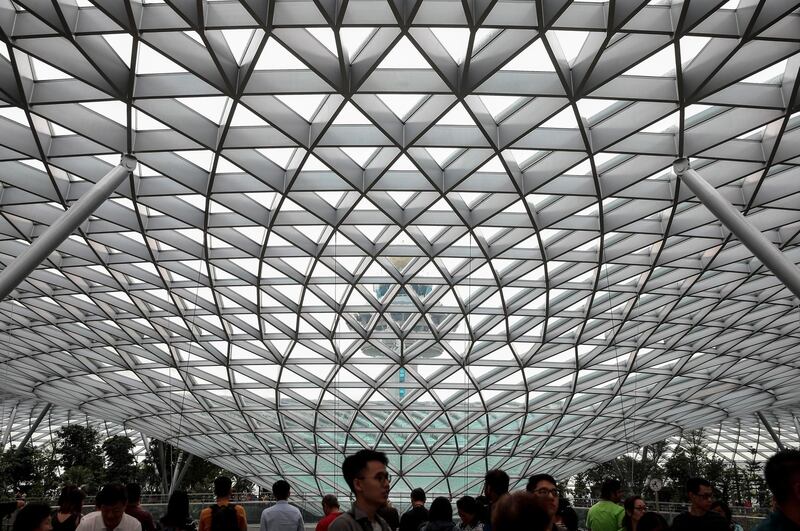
[
  {"left": 0, "top": 156, "right": 137, "bottom": 300},
  {"left": 674, "top": 158, "right": 800, "bottom": 300}
]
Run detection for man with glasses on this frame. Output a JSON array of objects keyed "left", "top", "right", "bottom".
[
  {"left": 527, "top": 474, "right": 560, "bottom": 531},
  {"left": 671, "top": 478, "right": 727, "bottom": 531},
  {"left": 586, "top": 479, "right": 624, "bottom": 531},
  {"left": 330, "top": 449, "right": 392, "bottom": 531}
]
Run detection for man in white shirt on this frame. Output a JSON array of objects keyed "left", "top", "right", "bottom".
[
  {"left": 76, "top": 484, "right": 142, "bottom": 531},
  {"left": 259, "top": 480, "right": 304, "bottom": 531}
]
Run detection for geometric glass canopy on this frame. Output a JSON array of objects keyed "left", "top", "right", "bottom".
[{"left": 1, "top": 0, "right": 799, "bottom": 498}]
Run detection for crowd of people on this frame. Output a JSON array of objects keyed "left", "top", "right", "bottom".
[{"left": 3, "top": 448, "right": 800, "bottom": 531}]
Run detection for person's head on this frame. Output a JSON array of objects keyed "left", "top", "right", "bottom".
[
  {"left": 163, "top": 491, "right": 190, "bottom": 524},
  {"left": 214, "top": 476, "right": 233, "bottom": 498},
  {"left": 410, "top": 488, "right": 426, "bottom": 506},
  {"left": 125, "top": 484, "right": 142, "bottom": 505},
  {"left": 484, "top": 469, "right": 510, "bottom": 502},
  {"left": 623, "top": 496, "right": 647, "bottom": 528},
  {"left": 527, "top": 473, "right": 559, "bottom": 520},
  {"left": 558, "top": 501, "right": 579, "bottom": 531},
  {"left": 428, "top": 497, "right": 453, "bottom": 523},
  {"left": 456, "top": 496, "right": 480, "bottom": 526},
  {"left": 342, "top": 449, "right": 390, "bottom": 508},
  {"left": 12, "top": 503, "right": 52, "bottom": 531},
  {"left": 322, "top": 494, "right": 339, "bottom": 515},
  {"left": 636, "top": 512, "right": 669, "bottom": 531},
  {"left": 601, "top": 478, "right": 624, "bottom": 503},
  {"left": 96, "top": 484, "right": 128, "bottom": 531},
  {"left": 686, "top": 477, "right": 714, "bottom": 513},
  {"left": 710, "top": 501, "right": 731, "bottom": 522},
  {"left": 492, "top": 491, "right": 551, "bottom": 531},
  {"left": 58, "top": 485, "right": 85, "bottom": 514},
  {"left": 764, "top": 449, "right": 800, "bottom": 507},
  {"left": 272, "top": 480, "right": 290, "bottom": 501}
]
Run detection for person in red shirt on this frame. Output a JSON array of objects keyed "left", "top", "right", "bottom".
[{"left": 316, "top": 495, "right": 342, "bottom": 531}]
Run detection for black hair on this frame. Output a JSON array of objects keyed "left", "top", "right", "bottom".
[
  {"left": 428, "top": 497, "right": 453, "bottom": 523},
  {"left": 214, "top": 476, "right": 233, "bottom": 498},
  {"left": 686, "top": 477, "right": 712, "bottom": 495},
  {"left": 621, "top": 496, "right": 644, "bottom": 531},
  {"left": 126, "top": 483, "right": 142, "bottom": 504},
  {"left": 484, "top": 469, "right": 510, "bottom": 496},
  {"left": 526, "top": 474, "right": 557, "bottom": 492},
  {"left": 456, "top": 496, "right": 479, "bottom": 515},
  {"left": 411, "top": 488, "right": 426, "bottom": 503},
  {"left": 58, "top": 485, "right": 85, "bottom": 514},
  {"left": 272, "top": 480, "right": 290, "bottom": 500},
  {"left": 764, "top": 449, "right": 800, "bottom": 504},
  {"left": 322, "top": 494, "right": 339, "bottom": 509},
  {"left": 96, "top": 483, "right": 128, "bottom": 506},
  {"left": 557, "top": 502, "right": 578, "bottom": 531},
  {"left": 601, "top": 478, "right": 622, "bottom": 499},
  {"left": 710, "top": 501, "right": 732, "bottom": 522},
  {"left": 13, "top": 503, "right": 52, "bottom": 531},
  {"left": 637, "top": 512, "right": 669, "bottom": 531},
  {"left": 161, "top": 490, "right": 191, "bottom": 527},
  {"left": 341, "top": 449, "right": 389, "bottom": 492}
]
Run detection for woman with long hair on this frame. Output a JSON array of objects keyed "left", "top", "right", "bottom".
[
  {"left": 14, "top": 504, "right": 53, "bottom": 531},
  {"left": 52, "top": 486, "right": 85, "bottom": 531},
  {"left": 421, "top": 497, "right": 456, "bottom": 531},
  {"left": 158, "top": 491, "right": 196, "bottom": 531},
  {"left": 620, "top": 496, "right": 647, "bottom": 531}
]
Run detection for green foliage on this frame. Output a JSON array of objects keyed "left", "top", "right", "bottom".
[
  {"left": 573, "top": 430, "right": 773, "bottom": 505},
  {"left": 0, "top": 426, "right": 245, "bottom": 498},
  {"left": 0, "top": 444, "right": 60, "bottom": 498},
  {"left": 103, "top": 435, "right": 137, "bottom": 485},
  {"left": 55, "top": 425, "right": 104, "bottom": 492}
]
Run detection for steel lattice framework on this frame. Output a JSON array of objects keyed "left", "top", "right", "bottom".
[
  {"left": 1, "top": 0, "right": 800, "bottom": 497},
  {"left": 0, "top": 395, "right": 147, "bottom": 459}
]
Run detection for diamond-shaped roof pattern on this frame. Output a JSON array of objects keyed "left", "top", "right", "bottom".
[{"left": 0, "top": 0, "right": 799, "bottom": 497}]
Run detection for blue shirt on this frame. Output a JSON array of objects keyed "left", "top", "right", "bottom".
[{"left": 259, "top": 501, "right": 304, "bottom": 531}]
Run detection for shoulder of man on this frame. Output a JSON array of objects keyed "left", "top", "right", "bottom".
[{"left": 328, "top": 512, "right": 356, "bottom": 531}]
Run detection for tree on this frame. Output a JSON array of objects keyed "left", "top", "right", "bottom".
[
  {"left": 55, "top": 425, "right": 104, "bottom": 491},
  {"left": 103, "top": 435, "right": 137, "bottom": 485},
  {"left": 0, "top": 444, "right": 60, "bottom": 498}
]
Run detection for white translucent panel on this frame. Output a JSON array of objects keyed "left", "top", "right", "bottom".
[
  {"left": 137, "top": 42, "right": 186, "bottom": 73},
  {"left": 255, "top": 38, "right": 307, "bottom": 70},
  {"left": 307, "top": 28, "right": 338, "bottom": 56},
  {"left": 378, "top": 36, "right": 430, "bottom": 69},
  {"left": 103, "top": 33, "right": 133, "bottom": 66},
  {"left": 377, "top": 94, "right": 426, "bottom": 120},
  {"left": 502, "top": 39, "right": 555, "bottom": 71},
  {"left": 624, "top": 44, "right": 675, "bottom": 76},
  {"left": 222, "top": 29, "right": 254, "bottom": 64},
  {"left": 550, "top": 30, "right": 590, "bottom": 64},
  {"left": 431, "top": 27, "right": 470, "bottom": 64}
]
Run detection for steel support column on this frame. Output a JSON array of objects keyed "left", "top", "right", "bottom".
[
  {"left": 16, "top": 404, "right": 51, "bottom": 450},
  {"left": 673, "top": 159, "right": 800, "bottom": 300},
  {"left": 168, "top": 453, "right": 184, "bottom": 495},
  {"left": 1, "top": 403, "right": 18, "bottom": 451},
  {"left": 0, "top": 156, "right": 137, "bottom": 300},
  {"left": 757, "top": 411, "right": 786, "bottom": 451},
  {"left": 171, "top": 454, "right": 193, "bottom": 495}
]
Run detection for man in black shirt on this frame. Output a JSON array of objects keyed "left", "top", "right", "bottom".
[
  {"left": 399, "top": 488, "right": 428, "bottom": 531},
  {"left": 670, "top": 478, "right": 727, "bottom": 531}
]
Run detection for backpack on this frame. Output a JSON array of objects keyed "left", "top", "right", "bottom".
[{"left": 209, "top": 504, "right": 239, "bottom": 531}]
